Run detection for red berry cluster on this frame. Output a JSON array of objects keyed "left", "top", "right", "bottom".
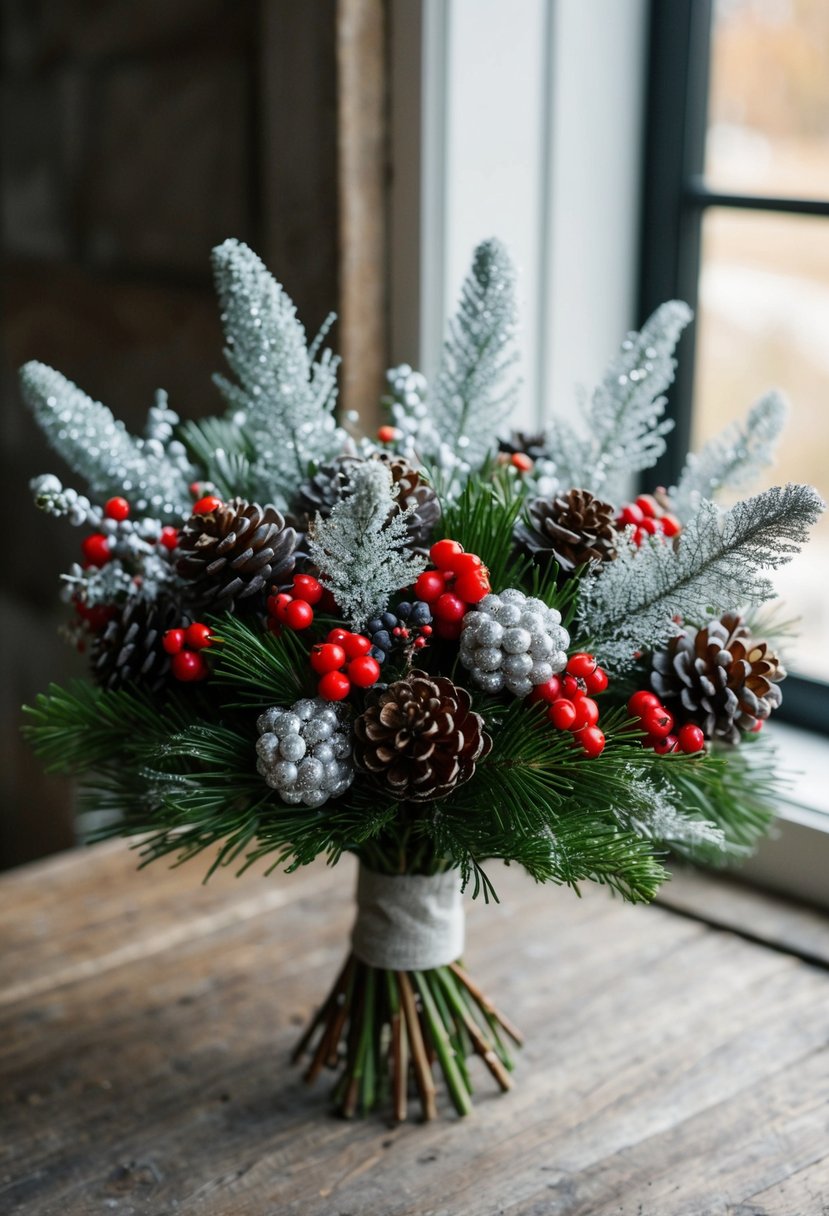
[
  {"left": 311, "top": 629, "right": 381, "bottom": 700},
  {"left": 163, "top": 622, "right": 213, "bottom": 682},
  {"left": 267, "top": 574, "right": 324, "bottom": 633},
  {"left": 529, "top": 652, "right": 609, "bottom": 757},
  {"left": 616, "top": 493, "right": 681, "bottom": 548},
  {"left": 627, "top": 690, "right": 704, "bottom": 754},
  {"left": 413, "top": 539, "right": 491, "bottom": 641}
]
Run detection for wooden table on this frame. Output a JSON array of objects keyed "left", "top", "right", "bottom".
[{"left": 2, "top": 842, "right": 828, "bottom": 1215}]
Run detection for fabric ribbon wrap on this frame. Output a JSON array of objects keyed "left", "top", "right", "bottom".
[{"left": 351, "top": 865, "right": 465, "bottom": 971}]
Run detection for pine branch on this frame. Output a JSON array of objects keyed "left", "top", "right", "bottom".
[
  {"left": 671, "top": 391, "right": 788, "bottom": 520},
  {"left": 546, "top": 301, "right": 692, "bottom": 501},
  {"left": 19, "top": 362, "right": 194, "bottom": 519},
  {"left": 578, "top": 482, "right": 825, "bottom": 670},
  {"left": 211, "top": 239, "right": 345, "bottom": 507},
  {"left": 178, "top": 415, "right": 258, "bottom": 500},
  {"left": 307, "top": 461, "right": 426, "bottom": 628},
  {"left": 429, "top": 239, "right": 520, "bottom": 467},
  {"left": 208, "top": 612, "right": 310, "bottom": 707},
  {"left": 435, "top": 464, "right": 530, "bottom": 590}
]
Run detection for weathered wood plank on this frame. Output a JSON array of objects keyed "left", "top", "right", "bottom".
[{"left": 1, "top": 846, "right": 827, "bottom": 1215}]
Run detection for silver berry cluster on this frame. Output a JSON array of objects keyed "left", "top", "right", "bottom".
[
  {"left": 459, "top": 589, "right": 570, "bottom": 697},
  {"left": 256, "top": 697, "right": 354, "bottom": 807}
]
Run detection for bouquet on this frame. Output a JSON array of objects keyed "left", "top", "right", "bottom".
[{"left": 22, "top": 238, "right": 823, "bottom": 1121}]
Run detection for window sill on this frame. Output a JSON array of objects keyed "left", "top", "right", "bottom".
[{"left": 721, "top": 720, "right": 829, "bottom": 912}]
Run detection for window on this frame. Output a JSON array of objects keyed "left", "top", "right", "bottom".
[
  {"left": 640, "top": 0, "right": 829, "bottom": 734},
  {"left": 641, "top": 0, "right": 829, "bottom": 906}
]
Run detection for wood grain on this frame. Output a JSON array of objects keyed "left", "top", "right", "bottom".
[{"left": 1, "top": 844, "right": 827, "bottom": 1214}]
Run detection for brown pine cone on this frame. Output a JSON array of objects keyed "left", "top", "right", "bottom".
[
  {"left": 353, "top": 670, "right": 492, "bottom": 802},
  {"left": 515, "top": 488, "right": 618, "bottom": 574},
  {"left": 91, "top": 595, "right": 179, "bottom": 693},
  {"left": 177, "top": 497, "right": 296, "bottom": 610},
  {"left": 652, "top": 613, "right": 786, "bottom": 744},
  {"left": 292, "top": 452, "right": 440, "bottom": 549}
]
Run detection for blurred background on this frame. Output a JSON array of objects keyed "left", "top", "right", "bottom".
[{"left": 2, "top": 0, "right": 827, "bottom": 878}]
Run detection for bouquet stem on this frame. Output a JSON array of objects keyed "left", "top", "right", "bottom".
[{"left": 293, "top": 954, "right": 523, "bottom": 1120}]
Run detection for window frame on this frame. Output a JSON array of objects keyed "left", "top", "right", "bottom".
[{"left": 639, "top": 0, "right": 829, "bottom": 736}]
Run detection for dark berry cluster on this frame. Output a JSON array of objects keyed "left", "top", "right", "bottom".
[{"left": 366, "top": 601, "right": 433, "bottom": 665}]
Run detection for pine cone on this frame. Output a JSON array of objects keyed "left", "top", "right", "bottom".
[
  {"left": 651, "top": 613, "right": 786, "bottom": 744},
  {"left": 292, "top": 452, "right": 440, "bottom": 549},
  {"left": 353, "top": 670, "right": 492, "bottom": 802},
  {"left": 91, "top": 595, "right": 178, "bottom": 693},
  {"left": 515, "top": 489, "right": 618, "bottom": 574},
  {"left": 177, "top": 498, "right": 296, "bottom": 610}
]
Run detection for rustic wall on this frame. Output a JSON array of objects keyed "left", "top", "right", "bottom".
[{"left": 0, "top": 0, "right": 377, "bottom": 868}]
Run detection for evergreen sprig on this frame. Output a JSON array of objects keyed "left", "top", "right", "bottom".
[
  {"left": 211, "top": 238, "right": 346, "bottom": 507},
  {"left": 671, "top": 391, "right": 788, "bottom": 520},
  {"left": 578, "top": 482, "right": 825, "bottom": 669},
  {"left": 546, "top": 301, "right": 692, "bottom": 501}
]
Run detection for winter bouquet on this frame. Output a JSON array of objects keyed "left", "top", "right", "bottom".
[{"left": 22, "top": 238, "right": 823, "bottom": 1120}]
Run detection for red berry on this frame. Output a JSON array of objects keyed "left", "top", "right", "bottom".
[
  {"left": 104, "top": 496, "right": 130, "bottom": 521},
  {"left": 510, "top": 452, "right": 533, "bottom": 473},
  {"left": 677, "top": 723, "right": 705, "bottom": 754},
  {"left": 433, "top": 592, "right": 466, "bottom": 623},
  {"left": 414, "top": 570, "right": 446, "bottom": 603},
  {"left": 579, "top": 726, "right": 606, "bottom": 758},
  {"left": 310, "top": 642, "right": 347, "bottom": 674},
  {"left": 291, "top": 574, "right": 323, "bottom": 605},
  {"left": 162, "top": 628, "right": 186, "bottom": 655},
  {"left": 454, "top": 570, "right": 490, "bottom": 603},
  {"left": 635, "top": 494, "right": 659, "bottom": 518},
  {"left": 530, "top": 675, "right": 562, "bottom": 705},
  {"left": 159, "top": 526, "right": 179, "bottom": 551},
  {"left": 342, "top": 632, "right": 372, "bottom": 659},
  {"left": 452, "top": 552, "right": 483, "bottom": 575},
  {"left": 584, "top": 666, "right": 609, "bottom": 694},
  {"left": 193, "top": 495, "right": 222, "bottom": 515},
  {"left": 433, "top": 618, "right": 463, "bottom": 641},
  {"left": 81, "top": 533, "right": 111, "bottom": 567},
  {"left": 632, "top": 527, "right": 646, "bottom": 547},
  {"left": 413, "top": 636, "right": 427, "bottom": 649},
  {"left": 185, "top": 622, "right": 213, "bottom": 650},
  {"left": 566, "top": 652, "right": 597, "bottom": 679},
  {"left": 268, "top": 592, "right": 294, "bottom": 623},
  {"left": 348, "top": 655, "right": 381, "bottom": 688},
  {"left": 660, "top": 513, "right": 681, "bottom": 538},
  {"left": 749, "top": 719, "right": 764, "bottom": 733},
  {"left": 377, "top": 424, "right": 399, "bottom": 443},
  {"left": 618, "top": 502, "right": 645, "bottom": 526},
  {"left": 419, "top": 624, "right": 433, "bottom": 637},
  {"left": 627, "top": 690, "right": 661, "bottom": 719},
  {"left": 571, "top": 697, "right": 600, "bottom": 731},
  {"left": 319, "top": 670, "right": 351, "bottom": 701},
  {"left": 641, "top": 705, "right": 674, "bottom": 739},
  {"left": 327, "top": 627, "right": 350, "bottom": 646},
  {"left": 171, "top": 649, "right": 208, "bottom": 682},
  {"left": 284, "top": 600, "right": 314, "bottom": 630},
  {"left": 547, "top": 699, "right": 577, "bottom": 730},
  {"left": 430, "top": 539, "right": 465, "bottom": 570},
  {"left": 640, "top": 517, "right": 660, "bottom": 536},
  {"left": 561, "top": 674, "right": 586, "bottom": 699},
  {"left": 652, "top": 734, "right": 679, "bottom": 755}
]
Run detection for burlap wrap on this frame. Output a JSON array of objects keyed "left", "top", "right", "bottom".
[{"left": 350, "top": 866, "right": 465, "bottom": 970}]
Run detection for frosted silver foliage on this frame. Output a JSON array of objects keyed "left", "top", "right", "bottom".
[
  {"left": 386, "top": 365, "right": 471, "bottom": 494},
  {"left": 390, "top": 239, "right": 520, "bottom": 480},
  {"left": 211, "top": 239, "right": 346, "bottom": 508},
  {"left": 579, "top": 482, "right": 825, "bottom": 671},
  {"left": 60, "top": 508, "right": 182, "bottom": 608},
  {"left": 31, "top": 474, "right": 96, "bottom": 527},
  {"left": 459, "top": 589, "right": 569, "bottom": 698},
  {"left": 615, "top": 775, "right": 726, "bottom": 854},
  {"left": 546, "top": 301, "right": 692, "bottom": 502},
  {"left": 256, "top": 698, "right": 354, "bottom": 808},
  {"left": 670, "top": 391, "right": 788, "bottom": 521},
  {"left": 307, "top": 461, "right": 426, "bottom": 629},
  {"left": 20, "top": 364, "right": 195, "bottom": 520}
]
